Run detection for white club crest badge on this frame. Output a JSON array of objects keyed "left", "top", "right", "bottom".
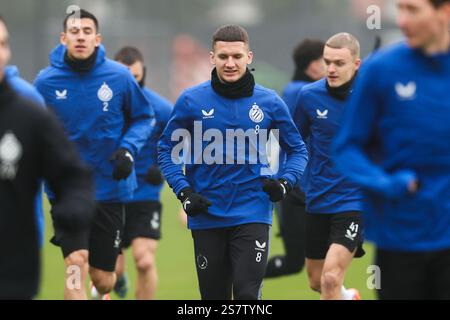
[
  {"left": 249, "top": 104, "right": 264, "bottom": 123},
  {"left": 98, "top": 82, "right": 113, "bottom": 111}
]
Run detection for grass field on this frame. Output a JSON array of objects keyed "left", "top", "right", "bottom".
[{"left": 37, "top": 185, "right": 377, "bottom": 300}]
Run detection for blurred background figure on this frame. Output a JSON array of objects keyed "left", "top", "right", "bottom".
[{"left": 265, "top": 38, "right": 325, "bottom": 279}]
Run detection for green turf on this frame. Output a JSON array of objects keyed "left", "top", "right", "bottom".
[{"left": 37, "top": 185, "right": 377, "bottom": 300}]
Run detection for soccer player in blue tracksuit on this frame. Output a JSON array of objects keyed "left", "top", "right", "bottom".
[
  {"left": 34, "top": 9, "right": 153, "bottom": 300},
  {"left": 266, "top": 39, "right": 325, "bottom": 279},
  {"left": 333, "top": 0, "right": 450, "bottom": 300},
  {"left": 5, "top": 66, "right": 45, "bottom": 248},
  {"left": 113, "top": 46, "right": 173, "bottom": 300},
  {"left": 293, "top": 33, "right": 364, "bottom": 300},
  {"left": 159, "top": 25, "right": 308, "bottom": 300}
]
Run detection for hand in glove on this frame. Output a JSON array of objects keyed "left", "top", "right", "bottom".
[
  {"left": 51, "top": 196, "right": 95, "bottom": 232},
  {"left": 110, "top": 148, "right": 134, "bottom": 181},
  {"left": 178, "top": 188, "right": 212, "bottom": 217},
  {"left": 145, "top": 166, "right": 164, "bottom": 185},
  {"left": 262, "top": 178, "right": 292, "bottom": 202}
]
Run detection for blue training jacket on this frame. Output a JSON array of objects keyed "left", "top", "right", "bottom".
[
  {"left": 333, "top": 42, "right": 450, "bottom": 252},
  {"left": 34, "top": 45, "right": 154, "bottom": 202},
  {"left": 5, "top": 66, "right": 46, "bottom": 247},
  {"left": 158, "top": 81, "right": 308, "bottom": 230},
  {"left": 293, "top": 78, "right": 363, "bottom": 214},
  {"left": 282, "top": 80, "right": 311, "bottom": 115},
  {"left": 278, "top": 80, "right": 312, "bottom": 177},
  {"left": 126, "top": 87, "right": 173, "bottom": 202}
]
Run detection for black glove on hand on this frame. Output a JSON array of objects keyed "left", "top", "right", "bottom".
[
  {"left": 262, "top": 178, "right": 292, "bottom": 202},
  {"left": 51, "top": 196, "right": 95, "bottom": 232},
  {"left": 178, "top": 188, "right": 212, "bottom": 217},
  {"left": 110, "top": 148, "right": 134, "bottom": 181},
  {"left": 145, "top": 166, "right": 164, "bottom": 185}
]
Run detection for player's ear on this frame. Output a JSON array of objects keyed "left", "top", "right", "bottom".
[
  {"left": 354, "top": 58, "right": 361, "bottom": 71},
  {"left": 95, "top": 33, "right": 102, "bottom": 47},
  {"left": 60, "top": 32, "right": 67, "bottom": 45},
  {"left": 209, "top": 51, "right": 215, "bottom": 65},
  {"left": 247, "top": 51, "right": 254, "bottom": 65}
]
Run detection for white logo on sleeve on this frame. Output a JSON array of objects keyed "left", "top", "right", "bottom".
[
  {"left": 0, "top": 131, "right": 22, "bottom": 180},
  {"left": 316, "top": 109, "right": 328, "bottom": 119},
  {"left": 202, "top": 109, "right": 215, "bottom": 119},
  {"left": 98, "top": 82, "right": 114, "bottom": 111},
  {"left": 55, "top": 89, "right": 67, "bottom": 100},
  {"left": 249, "top": 104, "right": 264, "bottom": 123},
  {"left": 395, "top": 82, "right": 416, "bottom": 100},
  {"left": 345, "top": 222, "right": 359, "bottom": 241}
]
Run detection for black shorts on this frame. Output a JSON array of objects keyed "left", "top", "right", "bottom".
[
  {"left": 50, "top": 201, "right": 125, "bottom": 272},
  {"left": 191, "top": 223, "right": 270, "bottom": 300},
  {"left": 122, "top": 201, "right": 162, "bottom": 249},
  {"left": 305, "top": 211, "right": 365, "bottom": 260}
]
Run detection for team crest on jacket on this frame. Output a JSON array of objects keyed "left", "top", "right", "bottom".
[
  {"left": 0, "top": 131, "right": 22, "bottom": 180},
  {"left": 249, "top": 104, "right": 264, "bottom": 123},
  {"left": 98, "top": 82, "right": 113, "bottom": 102}
]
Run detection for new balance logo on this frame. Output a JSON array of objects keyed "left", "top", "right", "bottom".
[
  {"left": 345, "top": 222, "right": 359, "bottom": 241},
  {"left": 202, "top": 109, "right": 215, "bottom": 119},
  {"left": 55, "top": 89, "right": 67, "bottom": 100},
  {"left": 255, "top": 240, "right": 267, "bottom": 252},
  {"left": 395, "top": 82, "right": 416, "bottom": 100},
  {"left": 316, "top": 109, "right": 328, "bottom": 119}
]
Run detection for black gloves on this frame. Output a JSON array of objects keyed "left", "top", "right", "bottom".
[
  {"left": 145, "top": 166, "right": 164, "bottom": 185},
  {"left": 178, "top": 188, "right": 212, "bottom": 217},
  {"left": 51, "top": 196, "right": 95, "bottom": 232},
  {"left": 110, "top": 148, "right": 134, "bottom": 180},
  {"left": 262, "top": 178, "right": 292, "bottom": 202}
]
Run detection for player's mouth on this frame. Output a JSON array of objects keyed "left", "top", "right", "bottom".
[
  {"left": 74, "top": 45, "right": 87, "bottom": 52},
  {"left": 224, "top": 69, "right": 238, "bottom": 76},
  {"left": 328, "top": 75, "right": 339, "bottom": 81}
]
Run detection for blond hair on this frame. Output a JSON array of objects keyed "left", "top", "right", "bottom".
[{"left": 326, "top": 33, "right": 360, "bottom": 59}]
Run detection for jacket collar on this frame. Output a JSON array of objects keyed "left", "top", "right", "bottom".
[{"left": 49, "top": 44, "right": 106, "bottom": 71}]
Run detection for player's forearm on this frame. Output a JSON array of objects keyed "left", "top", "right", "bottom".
[
  {"left": 120, "top": 116, "right": 153, "bottom": 158},
  {"left": 282, "top": 146, "right": 308, "bottom": 188},
  {"left": 158, "top": 141, "right": 190, "bottom": 196},
  {"left": 334, "top": 144, "right": 415, "bottom": 199}
]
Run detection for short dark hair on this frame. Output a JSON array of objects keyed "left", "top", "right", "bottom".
[
  {"left": 430, "top": 0, "right": 450, "bottom": 8},
  {"left": 63, "top": 8, "right": 99, "bottom": 32},
  {"left": 293, "top": 39, "right": 325, "bottom": 71},
  {"left": 114, "top": 46, "right": 144, "bottom": 65},
  {"left": 212, "top": 25, "right": 249, "bottom": 49}
]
